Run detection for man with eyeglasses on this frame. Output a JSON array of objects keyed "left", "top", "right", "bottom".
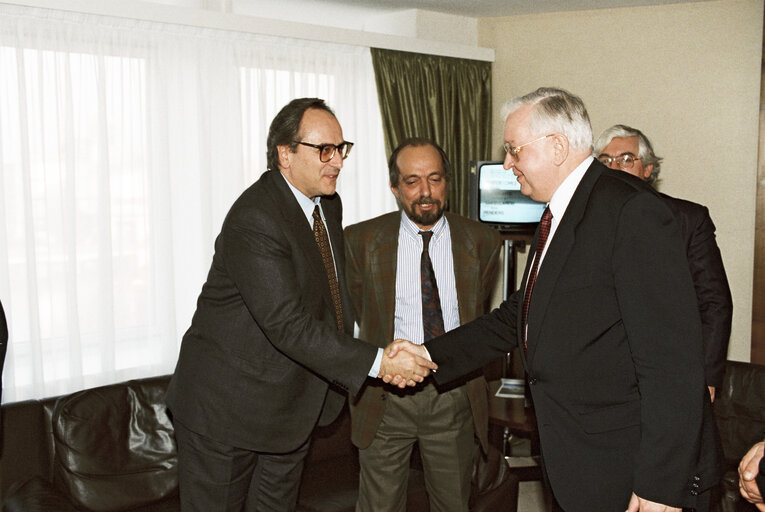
[
  {"left": 594, "top": 124, "right": 732, "bottom": 404},
  {"left": 344, "top": 138, "right": 500, "bottom": 511},
  {"left": 166, "top": 98, "right": 436, "bottom": 512},
  {"left": 386, "top": 88, "right": 718, "bottom": 512}
]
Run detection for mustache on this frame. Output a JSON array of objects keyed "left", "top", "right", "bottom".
[{"left": 416, "top": 198, "right": 440, "bottom": 206}]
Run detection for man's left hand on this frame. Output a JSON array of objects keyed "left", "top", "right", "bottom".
[{"left": 626, "top": 493, "right": 681, "bottom": 512}]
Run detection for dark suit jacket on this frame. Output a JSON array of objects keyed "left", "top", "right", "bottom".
[
  {"left": 0, "top": 299, "right": 7, "bottom": 444},
  {"left": 166, "top": 170, "right": 377, "bottom": 453},
  {"left": 661, "top": 193, "right": 732, "bottom": 388},
  {"left": 344, "top": 212, "right": 500, "bottom": 452},
  {"left": 425, "top": 161, "right": 716, "bottom": 511}
]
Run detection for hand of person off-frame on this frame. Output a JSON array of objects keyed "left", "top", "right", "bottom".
[
  {"left": 378, "top": 339, "right": 436, "bottom": 388},
  {"left": 739, "top": 440, "right": 765, "bottom": 510},
  {"left": 625, "top": 492, "right": 680, "bottom": 512}
]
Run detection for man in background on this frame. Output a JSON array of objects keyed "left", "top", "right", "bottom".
[
  {"left": 345, "top": 138, "right": 500, "bottom": 511},
  {"left": 593, "top": 124, "right": 732, "bottom": 402},
  {"left": 166, "top": 98, "right": 435, "bottom": 512}
]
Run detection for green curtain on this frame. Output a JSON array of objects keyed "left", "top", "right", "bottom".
[{"left": 370, "top": 48, "right": 492, "bottom": 216}]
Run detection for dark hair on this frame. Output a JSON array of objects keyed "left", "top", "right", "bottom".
[
  {"left": 388, "top": 137, "right": 451, "bottom": 186},
  {"left": 266, "top": 98, "right": 336, "bottom": 172}
]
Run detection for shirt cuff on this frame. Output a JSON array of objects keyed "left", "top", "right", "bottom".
[{"left": 368, "top": 348, "right": 383, "bottom": 378}]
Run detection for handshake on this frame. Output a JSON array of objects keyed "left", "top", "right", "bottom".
[{"left": 378, "top": 340, "right": 438, "bottom": 389}]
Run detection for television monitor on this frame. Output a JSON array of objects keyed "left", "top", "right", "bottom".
[{"left": 468, "top": 160, "right": 547, "bottom": 235}]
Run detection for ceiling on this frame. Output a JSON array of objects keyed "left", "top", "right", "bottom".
[{"left": 270, "top": 0, "right": 710, "bottom": 18}]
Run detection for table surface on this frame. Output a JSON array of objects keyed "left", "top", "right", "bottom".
[{"left": 486, "top": 379, "right": 537, "bottom": 434}]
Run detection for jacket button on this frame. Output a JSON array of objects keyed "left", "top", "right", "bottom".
[
  {"left": 690, "top": 490, "right": 698, "bottom": 496},
  {"left": 529, "top": 378, "right": 538, "bottom": 385},
  {"left": 693, "top": 475, "right": 701, "bottom": 482}
]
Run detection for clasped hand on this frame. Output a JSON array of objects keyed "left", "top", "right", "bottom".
[{"left": 378, "top": 339, "right": 437, "bottom": 389}]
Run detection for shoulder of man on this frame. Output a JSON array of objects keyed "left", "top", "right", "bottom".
[
  {"left": 588, "top": 163, "right": 667, "bottom": 207},
  {"left": 658, "top": 192, "right": 710, "bottom": 219},
  {"left": 344, "top": 211, "right": 399, "bottom": 239},
  {"left": 444, "top": 211, "right": 501, "bottom": 243}
]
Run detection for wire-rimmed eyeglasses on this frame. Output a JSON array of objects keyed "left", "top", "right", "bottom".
[
  {"left": 295, "top": 141, "right": 354, "bottom": 163},
  {"left": 503, "top": 134, "right": 554, "bottom": 158},
  {"left": 597, "top": 153, "right": 641, "bottom": 170}
]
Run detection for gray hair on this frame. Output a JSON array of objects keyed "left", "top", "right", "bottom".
[
  {"left": 501, "top": 87, "right": 593, "bottom": 153},
  {"left": 593, "top": 124, "right": 662, "bottom": 184}
]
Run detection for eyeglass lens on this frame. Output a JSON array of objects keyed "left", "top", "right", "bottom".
[
  {"left": 599, "top": 154, "right": 637, "bottom": 169},
  {"left": 318, "top": 143, "right": 352, "bottom": 162}
]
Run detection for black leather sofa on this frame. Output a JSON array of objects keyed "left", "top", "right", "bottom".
[
  {"left": 713, "top": 360, "right": 765, "bottom": 512},
  {"left": 1, "top": 375, "right": 518, "bottom": 512}
]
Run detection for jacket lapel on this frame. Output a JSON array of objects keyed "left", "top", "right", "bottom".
[
  {"left": 268, "top": 170, "right": 334, "bottom": 311},
  {"left": 446, "top": 213, "right": 479, "bottom": 324},
  {"left": 367, "top": 213, "right": 400, "bottom": 343},
  {"left": 523, "top": 161, "right": 604, "bottom": 366}
]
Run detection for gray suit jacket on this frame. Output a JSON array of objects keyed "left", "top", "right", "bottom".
[{"left": 166, "top": 170, "right": 377, "bottom": 453}]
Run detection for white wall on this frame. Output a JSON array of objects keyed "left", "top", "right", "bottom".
[{"left": 480, "top": 0, "right": 764, "bottom": 361}]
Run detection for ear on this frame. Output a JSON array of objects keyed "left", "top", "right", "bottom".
[
  {"left": 277, "top": 145, "right": 292, "bottom": 170},
  {"left": 390, "top": 181, "right": 401, "bottom": 201},
  {"left": 642, "top": 164, "right": 654, "bottom": 180},
  {"left": 551, "top": 134, "right": 569, "bottom": 166}
]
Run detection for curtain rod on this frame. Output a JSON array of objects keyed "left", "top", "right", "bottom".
[{"left": 0, "top": 0, "right": 495, "bottom": 62}]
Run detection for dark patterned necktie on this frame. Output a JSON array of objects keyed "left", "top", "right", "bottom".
[
  {"left": 312, "top": 206, "right": 343, "bottom": 331},
  {"left": 420, "top": 230, "right": 445, "bottom": 341},
  {"left": 521, "top": 207, "right": 552, "bottom": 349}
]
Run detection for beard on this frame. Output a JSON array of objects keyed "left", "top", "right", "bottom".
[{"left": 403, "top": 197, "right": 445, "bottom": 227}]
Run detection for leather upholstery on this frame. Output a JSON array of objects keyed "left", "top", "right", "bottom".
[
  {"left": 51, "top": 377, "right": 178, "bottom": 511},
  {"left": 3, "top": 375, "right": 518, "bottom": 512},
  {"left": 714, "top": 361, "right": 765, "bottom": 512}
]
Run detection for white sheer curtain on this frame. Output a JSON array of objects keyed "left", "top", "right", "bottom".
[{"left": 0, "top": 4, "right": 396, "bottom": 402}]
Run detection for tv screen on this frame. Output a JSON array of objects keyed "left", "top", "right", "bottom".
[{"left": 468, "top": 160, "right": 547, "bottom": 234}]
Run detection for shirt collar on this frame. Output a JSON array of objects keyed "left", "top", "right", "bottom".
[
  {"left": 279, "top": 170, "right": 320, "bottom": 225},
  {"left": 399, "top": 210, "right": 447, "bottom": 241},
  {"left": 548, "top": 156, "right": 593, "bottom": 221}
]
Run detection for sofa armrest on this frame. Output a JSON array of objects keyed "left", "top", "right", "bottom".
[
  {"left": 471, "top": 473, "right": 519, "bottom": 512},
  {"left": 470, "top": 445, "right": 520, "bottom": 512},
  {"left": 3, "top": 476, "right": 80, "bottom": 512}
]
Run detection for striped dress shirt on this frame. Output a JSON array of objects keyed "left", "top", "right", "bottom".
[{"left": 394, "top": 212, "right": 459, "bottom": 345}]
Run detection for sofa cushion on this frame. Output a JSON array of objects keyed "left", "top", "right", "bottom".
[
  {"left": 51, "top": 376, "right": 177, "bottom": 512},
  {"left": 714, "top": 361, "right": 765, "bottom": 464}
]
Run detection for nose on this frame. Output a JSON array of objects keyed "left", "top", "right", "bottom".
[
  {"left": 604, "top": 160, "right": 620, "bottom": 171},
  {"left": 503, "top": 151, "right": 514, "bottom": 170}
]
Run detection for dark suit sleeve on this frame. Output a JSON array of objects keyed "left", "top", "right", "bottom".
[
  {"left": 613, "top": 193, "right": 705, "bottom": 505},
  {"left": 685, "top": 207, "right": 732, "bottom": 388},
  {"left": 426, "top": 290, "right": 520, "bottom": 385},
  {"left": 222, "top": 202, "right": 376, "bottom": 397}
]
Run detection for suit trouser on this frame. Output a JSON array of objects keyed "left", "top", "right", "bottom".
[
  {"left": 356, "top": 382, "right": 475, "bottom": 512},
  {"left": 173, "top": 420, "right": 310, "bottom": 512}
]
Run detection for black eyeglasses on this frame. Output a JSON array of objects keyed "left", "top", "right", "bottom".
[{"left": 295, "top": 141, "right": 354, "bottom": 163}]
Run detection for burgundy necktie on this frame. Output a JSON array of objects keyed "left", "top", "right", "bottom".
[
  {"left": 420, "top": 230, "right": 445, "bottom": 341},
  {"left": 313, "top": 206, "right": 344, "bottom": 331},
  {"left": 521, "top": 207, "right": 552, "bottom": 349}
]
